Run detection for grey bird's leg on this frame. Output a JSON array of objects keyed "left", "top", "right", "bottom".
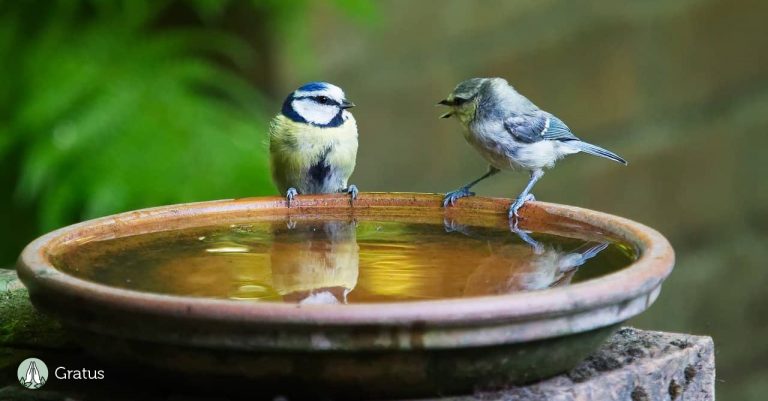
[
  {"left": 510, "top": 219, "right": 544, "bottom": 254},
  {"left": 285, "top": 187, "right": 298, "bottom": 208},
  {"left": 509, "top": 169, "right": 544, "bottom": 218},
  {"left": 443, "top": 166, "right": 500, "bottom": 207},
  {"left": 343, "top": 184, "right": 359, "bottom": 200}
]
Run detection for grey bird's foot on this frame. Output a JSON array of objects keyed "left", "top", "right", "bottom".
[
  {"left": 285, "top": 187, "right": 298, "bottom": 208},
  {"left": 509, "top": 219, "right": 544, "bottom": 254},
  {"left": 443, "top": 186, "right": 475, "bottom": 207},
  {"left": 508, "top": 193, "right": 536, "bottom": 218},
  {"left": 345, "top": 184, "right": 359, "bottom": 201}
]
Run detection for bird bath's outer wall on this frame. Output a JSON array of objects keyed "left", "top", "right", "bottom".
[{"left": 17, "top": 193, "right": 674, "bottom": 398}]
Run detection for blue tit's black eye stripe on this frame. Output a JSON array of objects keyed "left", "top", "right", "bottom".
[{"left": 293, "top": 95, "right": 340, "bottom": 106}]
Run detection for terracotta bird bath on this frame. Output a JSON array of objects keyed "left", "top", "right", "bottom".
[{"left": 16, "top": 193, "right": 674, "bottom": 399}]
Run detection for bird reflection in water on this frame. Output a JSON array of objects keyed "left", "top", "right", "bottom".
[
  {"left": 444, "top": 218, "right": 609, "bottom": 296},
  {"left": 270, "top": 219, "right": 359, "bottom": 304}
]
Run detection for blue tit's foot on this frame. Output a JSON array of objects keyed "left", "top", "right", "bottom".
[
  {"left": 443, "top": 186, "right": 475, "bottom": 207},
  {"left": 443, "top": 217, "right": 459, "bottom": 233},
  {"left": 286, "top": 218, "right": 297, "bottom": 230},
  {"left": 345, "top": 184, "right": 359, "bottom": 201},
  {"left": 508, "top": 193, "right": 536, "bottom": 218},
  {"left": 285, "top": 187, "right": 298, "bottom": 208},
  {"left": 443, "top": 217, "right": 473, "bottom": 236},
  {"left": 443, "top": 217, "right": 460, "bottom": 233}
]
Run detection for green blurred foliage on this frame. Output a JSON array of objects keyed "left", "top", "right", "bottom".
[
  {"left": 0, "top": 0, "right": 273, "bottom": 231},
  {"left": 257, "top": 0, "right": 379, "bottom": 75},
  {"left": 0, "top": 0, "right": 376, "bottom": 264}
]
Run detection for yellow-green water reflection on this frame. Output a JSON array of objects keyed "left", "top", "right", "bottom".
[{"left": 52, "top": 219, "right": 635, "bottom": 303}]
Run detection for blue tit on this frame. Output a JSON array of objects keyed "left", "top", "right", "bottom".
[
  {"left": 438, "top": 77, "right": 627, "bottom": 218},
  {"left": 269, "top": 82, "right": 359, "bottom": 206},
  {"left": 270, "top": 220, "right": 358, "bottom": 304}
]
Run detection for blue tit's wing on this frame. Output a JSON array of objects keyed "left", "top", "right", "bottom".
[{"left": 504, "top": 113, "right": 580, "bottom": 143}]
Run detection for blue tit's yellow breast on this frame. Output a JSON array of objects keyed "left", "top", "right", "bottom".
[{"left": 269, "top": 114, "right": 358, "bottom": 192}]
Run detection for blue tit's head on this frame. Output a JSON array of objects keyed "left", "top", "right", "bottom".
[{"left": 281, "top": 82, "right": 355, "bottom": 127}]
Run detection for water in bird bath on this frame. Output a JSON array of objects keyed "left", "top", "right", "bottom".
[{"left": 50, "top": 218, "right": 635, "bottom": 304}]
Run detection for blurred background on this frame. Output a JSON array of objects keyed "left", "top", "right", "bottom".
[{"left": 1, "top": 0, "right": 766, "bottom": 399}]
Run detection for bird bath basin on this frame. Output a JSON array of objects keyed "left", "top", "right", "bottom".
[{"left": 17, "top": 193, "right": 674, "bottom": 399}]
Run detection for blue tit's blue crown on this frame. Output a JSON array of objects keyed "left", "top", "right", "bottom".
[
  {"left": 280, "top": 81, "right": 348, "bottom": 128},
  {"left": 297, "top": 81, "right": 329, "bottom": 92}
]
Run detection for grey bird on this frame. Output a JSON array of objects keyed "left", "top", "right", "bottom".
[
  {"left": 444, "top": 217, "right": 610, "bottom": 294},
  {"left": 438, "top": 77, "right": 627, "bottom": 218}
]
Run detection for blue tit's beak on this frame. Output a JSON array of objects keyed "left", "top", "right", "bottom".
[{"left": 340, "top": 99, "right": 355, "bottom": 109}]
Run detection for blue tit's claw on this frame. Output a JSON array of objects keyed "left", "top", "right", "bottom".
[
  {"left": 346, "top": 185, "right": 359, "bottom": 201},
  {"left": 508, "top": 193, "right": 535, "bottom": 218},
  {"left": 443, "top": 217, "right": 459, "bottom": 233},
  {"left": 442, "top": 187, "right": 475, "bottom": 207},
  {"left": 443, "top": 217, "right": 473, "bottom": 236},
  {"left": 285, "top": 187, "right": 298, "bottom": 208}
]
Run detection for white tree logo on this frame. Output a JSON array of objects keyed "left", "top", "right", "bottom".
[{"left": 17, "top": 358, "right": 48, "bottom": 389}]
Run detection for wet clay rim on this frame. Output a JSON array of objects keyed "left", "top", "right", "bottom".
[{"left": 17, "top": 193, "right": 674, "bottom": 327}]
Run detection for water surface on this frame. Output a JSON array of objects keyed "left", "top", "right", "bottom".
[{"left": 52, "top": 219, "right": 635, "bottom": 303}]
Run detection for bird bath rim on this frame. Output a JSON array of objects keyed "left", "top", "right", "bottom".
[{"left": 17, "top": 193, "right": 674, "bottom": 349}]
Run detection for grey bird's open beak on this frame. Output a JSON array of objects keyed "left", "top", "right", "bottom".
[
  {"left": 437, "top": 99, "right": 453, "bottom": 118},
  {"left": 340, "top": 99, "right": 355, "bottom": 109}
]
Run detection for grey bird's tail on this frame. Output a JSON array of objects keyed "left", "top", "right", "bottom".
[
  {"left": 556, "top": 242, "right": 610, "bottom": 273},
  {"left": 577, "top": 242, "right": 610, "bottom": 261},
  {"left": 569, "top": 140, "right": 627, "bottom": 165}
]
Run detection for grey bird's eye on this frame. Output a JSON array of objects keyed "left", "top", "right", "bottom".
[{"left": 453, "top": 97, "right": 468, "bottom": 106}]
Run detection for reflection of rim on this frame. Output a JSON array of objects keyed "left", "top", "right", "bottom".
[{"left": 17, "top": 193, "right": 674, "bottom": 349}]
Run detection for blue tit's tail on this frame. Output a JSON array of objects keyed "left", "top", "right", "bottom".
[{"left": 569, "top": 140, "right": 628, "bottom": 165}]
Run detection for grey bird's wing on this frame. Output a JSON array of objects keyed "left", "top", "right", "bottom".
[{"left": 503, "top": 113, "right": 580, "bottom": 143}]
